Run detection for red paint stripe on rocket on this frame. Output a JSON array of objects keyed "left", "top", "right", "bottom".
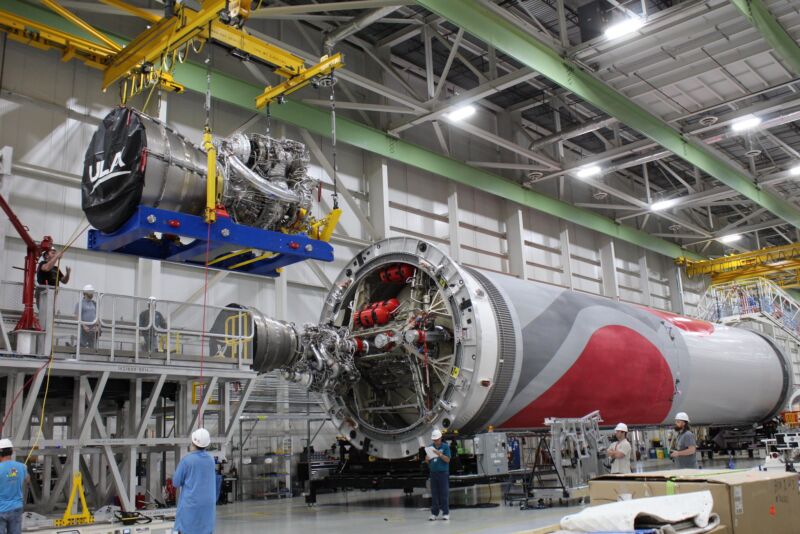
[
  {"left": 498, "top": 325, "right": 674, "bottom": 428},
  {"left": 641, "top": 308, "right": 715, "bottom": 335}
]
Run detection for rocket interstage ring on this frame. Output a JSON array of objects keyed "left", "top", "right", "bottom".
[
  {"left": 243, "top": 237, "right": 793, "bottom": 459},
  {"left": 318, "top": 238, "right": 499, "bottom": 459}
]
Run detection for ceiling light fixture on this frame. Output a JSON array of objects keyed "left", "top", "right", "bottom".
[
  {"left": 730, "top": 115, "right": 762, "bottom": 132},
  {"left": 445, "top": 105, "right": 476, "bottom": 122},
  {"left": 575, "top": 165, "right": 602, "bottom": 179},
  {"left": 789, "top": 164, "right": 800, "bottom": 177},
  {"left": 604, "top": 17, "right": 644, "bottom": 40},
  {"left": 718, "top": 234, "right": 742, "bottom": 244},
  {"left": 651, "top": 198, "right": 679, "bottom": 211}
]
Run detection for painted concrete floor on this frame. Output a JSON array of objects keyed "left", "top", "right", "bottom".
[
  {"left": 215, "top": 490, "right": 583, "bottom": 533},
  {"left": 215, "top": 459, "right": 762, "bottom": 532}
]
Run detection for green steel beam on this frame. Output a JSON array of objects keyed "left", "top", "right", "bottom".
[
  {"left": 416, "top": 0, "right": 800, "bottom": 231},
  {"left": 731, "top": 0, "right": 800, "bottom": 75},
  {"left": 1, "top": 0, "right": 702, "bottom": 260}
]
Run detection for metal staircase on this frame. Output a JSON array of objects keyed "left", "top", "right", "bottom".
[{"left": 695, "top": 277, "right": 800, "bottom": 387}]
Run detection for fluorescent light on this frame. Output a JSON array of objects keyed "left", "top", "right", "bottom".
[
  {"left": 604, "top": 17, "right": 644, "bottom": 40},
  {"left": 718, "top": 234, "right": 742, "bottom": 244},
  {"left": 730, "top": 115, "right": 762, "bottom": 132},
  {"left": 446, "top": 105, "right": 476, "bottom": 122},
  {"left": 651, "top": 198, "right": 679, "bottom": 211},
  {"left": 789, "top": 164, "right": 800, "bottom": 177},
  {"left": 575, "top": 165, "right": 602, "bottom": 179}
]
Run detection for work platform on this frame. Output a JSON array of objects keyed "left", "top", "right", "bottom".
[
  {"left": 0, "top": 283, "right": 258, "bottom": 515},
  {"left": 88, "top": 206, "right": 335, "bottom": 278}
]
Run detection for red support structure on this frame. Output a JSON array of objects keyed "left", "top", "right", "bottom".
[{"left": 0, "top": 193, "right": 52, "bottom": 331}]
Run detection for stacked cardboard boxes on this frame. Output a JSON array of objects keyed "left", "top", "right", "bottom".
[{"left": 588, "top": 469, "right": 800, "bottom": 534}]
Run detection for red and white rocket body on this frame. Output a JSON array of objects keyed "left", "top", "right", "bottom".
[{"left": 250, "top": 237, "right": 793, "bottom": 459}]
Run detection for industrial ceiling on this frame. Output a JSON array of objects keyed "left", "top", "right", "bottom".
[{"left": 16, "top": 0, "right": 800, "bottom": 258}]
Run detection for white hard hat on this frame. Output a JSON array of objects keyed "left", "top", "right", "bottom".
[
  {"left": 615, "top": 423, "right": 628, "bottom": 433},
  {"left": 83, "top": 284, "right": 95, "bottom": 292},
  {"left": 148, "top": 296, "right": 157, "bottom": 301},
  {"left": 675, "top": 412, "right": 690, "bottom": 422},
  {"left": 191, "top": 428, "right": 211, "bottom": 448},
  {"left": 0, "top": 438, "right": 12, "bottom": 449},
  {"left": 431, "top": 429, "right": 443, "bottom": 440}
]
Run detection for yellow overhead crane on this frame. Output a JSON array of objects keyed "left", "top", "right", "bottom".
[
  {"left": 676, "top": 242, "right": 800, "bottom": 289},
  {"left": 0, "top": 0, "right": 343, "bottom": 109}
]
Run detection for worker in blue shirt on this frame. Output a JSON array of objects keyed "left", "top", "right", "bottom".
[
  {"left": 0, "top": 439, "right": 27, "bottom": 534},
  {"left": 426, "top": 429, "right": 451, "bottom": 521},
  {"left": 174, "top": 429, "right": 216, "bottom": 534}
]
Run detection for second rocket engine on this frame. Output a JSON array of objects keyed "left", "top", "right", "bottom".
[{"left": 225, "top": 237, "right": 793, "bottom": 459}]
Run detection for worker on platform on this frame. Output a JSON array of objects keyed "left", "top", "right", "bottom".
[
  {"left": 174, "top": 428, "right": 216, "bottom": 534},
  {"left": 606, "top": 423, "right": 632, "bottom": 474},
  {"left": 0, "top": 439, "right": 27, "bottom": 534},
  {"left": 36, "top": 248, "right": 71, "bottom": 288},
  {"left": 670, "top": 412, "right": 698, "bottom": 468},
  {"left": 36, "top": 247, "right": 70, "bottom": 310},
  {"left": 138, "top": 297, "right": 167, "bottom": 353},
  {"left": 426, "top": 428, "right": 451, "bottom": 521},
  {"left": 75, "top": 285, "right": 100, "bottom": 350}
]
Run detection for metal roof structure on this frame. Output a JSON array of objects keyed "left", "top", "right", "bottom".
[{"left": 41, "top": 0, "right": 800, "bottom": 257}]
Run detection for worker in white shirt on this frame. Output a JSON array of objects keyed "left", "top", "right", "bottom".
[{"left": 607, "top": 423, "right": 632, "bottom": 474}]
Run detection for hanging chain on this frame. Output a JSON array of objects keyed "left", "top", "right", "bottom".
[{"left": 329, "top": 71, "right": 339, "bottom": 210}]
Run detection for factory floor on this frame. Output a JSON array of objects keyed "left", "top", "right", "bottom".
[
  {"left": 214, "top": 458, "right": 765, "bottom": 533},
  {"left": 216, "top": 489, "right": 581, "bottom": 533}
]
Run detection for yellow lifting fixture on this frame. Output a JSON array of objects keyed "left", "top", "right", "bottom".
[
  {"left": 55, "top": 472, "right": 94, "bottom": 527},
  {"left": 676, "top": 242, "right": 800, "bottom": 289},
  {"left": 0, "top": 0, "right": 344, "bottom": 112}
]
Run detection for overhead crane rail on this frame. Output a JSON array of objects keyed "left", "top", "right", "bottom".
[{"left": 0, "top": 0, "right": 344, "bottom": 109}]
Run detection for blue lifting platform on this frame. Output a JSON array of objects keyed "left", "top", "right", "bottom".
[{"left": 87, "top": 206, "right": 334, "bottom": 277}]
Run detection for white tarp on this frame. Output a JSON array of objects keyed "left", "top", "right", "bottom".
[{"left": 558, "top": 490, "right": 714, "bottom": 532}]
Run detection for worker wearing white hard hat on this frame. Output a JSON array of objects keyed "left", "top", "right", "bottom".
[
  {"left": 670, "top": 412, "right": 697, "bottom": 468},
  {"left": 426, "top": 428, "right": 451, "bottom": 521},
  {"left": 75, "top": 284, "right": 100, "bottom": 350},
  {"left": 606, "top": 423, "right": 632, "bottom": 474},
  {"left": 0, "top": 438, "right": 28, "bottom": 534},
  {"left": 174, "top": 428, "right": 216, "bottom": 534}
]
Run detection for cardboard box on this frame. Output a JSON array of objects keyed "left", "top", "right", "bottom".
[{"left": 589, "top": 469, "right": 800, "bottom": 534}]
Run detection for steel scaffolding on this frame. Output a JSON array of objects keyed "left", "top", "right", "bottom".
[{"left": 0, "top": 283, "right": 258, "bottom": 514}]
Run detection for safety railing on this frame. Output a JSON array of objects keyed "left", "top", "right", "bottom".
[
  {"left": 695, "top": 277, "right": 800, "bottom": 341},
  {"left": 0, "top": 281, "right": 255, "bottom": 368}
]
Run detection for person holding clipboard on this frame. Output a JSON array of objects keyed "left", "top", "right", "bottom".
[{"left": 425, "top": 429, "right": 451, "bottom": 521}]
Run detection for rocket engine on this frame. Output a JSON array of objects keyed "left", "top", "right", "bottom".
[
  {"left": 233, "top": 237, "right": 793, "bottom": 459},
  {"left": 81, "top": 107, "right": 316, "bottom": 234}
]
